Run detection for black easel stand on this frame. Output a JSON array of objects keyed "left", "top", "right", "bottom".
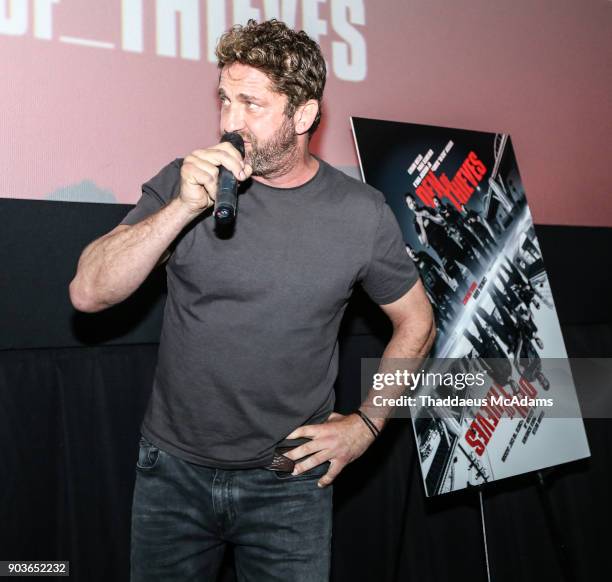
[
  {"left": 478, "top": 468, "right": 577, "bottom": 582},
  {"left": 535, "top": 469, "right": 577, "bottom": 582},
  {"left": 478, "top": 488, "right": 492, "bottom": 582}
]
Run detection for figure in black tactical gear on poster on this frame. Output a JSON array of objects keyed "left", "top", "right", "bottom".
[
  {"left": 434, "top": 196, "right": 491, "bottom": 266},
  {"left": 406, "top": 194, "right": 476, "bottom": 292},
  {"left": 406, "top": 245, "right": 458, "bottom": 330},
  {"left": 461, "top": 203, "right": 497, "bottom": 254},
  {"left": 463, "top": 314, "right": 520, "bottom": 394}
]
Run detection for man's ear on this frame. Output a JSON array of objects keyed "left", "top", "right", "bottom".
[{"left": 293, "top": 100, "right": 319, "bottom": 135}]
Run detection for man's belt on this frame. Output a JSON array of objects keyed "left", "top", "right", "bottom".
[{"left": 262, "top": 446, "right": 295, "bottom": 473}]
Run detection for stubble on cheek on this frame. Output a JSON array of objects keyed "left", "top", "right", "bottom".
[{"left": 247, "top": 118, "right": 298, "bottom": 177}]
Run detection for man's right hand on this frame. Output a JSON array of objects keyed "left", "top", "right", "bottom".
[{"left": 179, "top": 141, "right": 253, "bottom": 214}]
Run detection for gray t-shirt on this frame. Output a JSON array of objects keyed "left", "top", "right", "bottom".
[{"left": 121, "top": 157, "right": 419, "bottom": 469}]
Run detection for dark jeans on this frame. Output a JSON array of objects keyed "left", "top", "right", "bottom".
[{"left": 130, "top": 435, "right": 333, "bottom": 582}]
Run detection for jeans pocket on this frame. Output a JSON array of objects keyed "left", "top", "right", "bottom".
[{"left": 136, "top": 435, "right": 160, "bottom": 470}]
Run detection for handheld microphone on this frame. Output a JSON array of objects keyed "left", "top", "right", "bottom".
[{"left": 214, "top": 132, "right": 245, "bottom": 225}]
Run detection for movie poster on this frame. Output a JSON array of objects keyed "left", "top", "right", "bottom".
[{"left": 351, "top": 117, "right": 590, "bottom": 496}]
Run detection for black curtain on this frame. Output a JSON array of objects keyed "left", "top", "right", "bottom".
[{"left": 1, "top": 325, "right": 610, "bottom": 582}]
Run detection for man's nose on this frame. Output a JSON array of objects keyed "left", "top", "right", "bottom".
[{"left": 222, "top": 104, "right": 245, "bottom": 134}]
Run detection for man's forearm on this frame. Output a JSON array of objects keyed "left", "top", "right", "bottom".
[
  {"left": 69, "top": 197, "right": 200, "bottom": 312},
  {"left": 358, "top": 315, "right": 437, "bottom": 433}
]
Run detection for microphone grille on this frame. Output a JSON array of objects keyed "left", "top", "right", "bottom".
[{"left": 221, "top": 132, "right": 245, "bottom": 157}]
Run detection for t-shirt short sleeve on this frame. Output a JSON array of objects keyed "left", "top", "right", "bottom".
[
  {"left": 120, "top": 159, "right": 183, "bottom": 226},
  {"left": 359, "top": 201, "right": 420, "bottom": 305}
]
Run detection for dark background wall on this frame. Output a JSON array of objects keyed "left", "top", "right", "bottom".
[{"left": 1, "top": 198, "right": 610, "bottom": 581}]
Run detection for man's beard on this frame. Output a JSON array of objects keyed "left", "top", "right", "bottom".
[{"left": 243, "top": 116, "right": 298, "bottom": 178}]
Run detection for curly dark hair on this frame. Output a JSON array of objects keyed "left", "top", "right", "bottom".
[{"left": 215, "top": 19, "right": 326, "bottom": 136}]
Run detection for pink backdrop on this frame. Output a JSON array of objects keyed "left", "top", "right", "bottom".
[{"left": 1, "top": 0, "right": 610, "bottom": 226}]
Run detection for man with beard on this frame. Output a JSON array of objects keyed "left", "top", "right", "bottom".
[{"left": 69, "top": 20, "right": 435, "bottom": 582}]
